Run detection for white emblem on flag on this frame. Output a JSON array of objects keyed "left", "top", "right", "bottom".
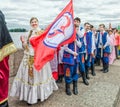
[{"left": 44, "top": 12, "right": 74, "bottom": 48}]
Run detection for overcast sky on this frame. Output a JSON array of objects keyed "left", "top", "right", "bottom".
[{"left": 0, "top": 0, "right": 120, "bottom": 29}]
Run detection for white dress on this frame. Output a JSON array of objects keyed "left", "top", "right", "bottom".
[{"left": 10, "top": 28, "right": 58, "bottom": 104}]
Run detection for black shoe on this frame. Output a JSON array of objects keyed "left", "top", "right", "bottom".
[
  {"left": 81, "top": 72, "right": 89, "bottom": 85},
  {"left": 27, "top": 103, "right": 32, "bottom": 106},
  {"left": 38, "top": 99, "right": 40, "bottom": 101},
  {"left": 66, "top": 83, "right": 72, "bottom": 96},
  {"left": 56, "top": 75, "right": 63, "bottom": 83},
  {"left": 103, "top": 64, "right": 109, "bottom": 73},
  {"left": 103, "top": 69, "right": 108, "bottom": 73},
  {"left": 0, "top": 100, "right": 9, "bottom": 107},
  {"left": 73, "top": 81, "right": 78, "bottom": 95}
]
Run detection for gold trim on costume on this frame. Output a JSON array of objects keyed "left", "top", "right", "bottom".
[
  {"left": 28, "top": 56, "right": 34, "bottom": 78},
  {"left": 14, "top": 77, "right": 53, "bottom": 86},
  {"left": 0, "top": 42, "right": 17, "bottom": 61},
  {"left": 0, "top": 98, "right": 8, "bottom": 104}
]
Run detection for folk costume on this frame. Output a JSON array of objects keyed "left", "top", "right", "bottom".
[
  {"left": 0, "top": 10, "right": 17, "bottom": 107},
  {"left": 10, "top": 28, "right": 58, "bottom": 104}
]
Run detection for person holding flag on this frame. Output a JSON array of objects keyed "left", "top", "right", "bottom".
[
  {"left": 62, "top": 25, "right": 80, "bottom": 95},
  {"left": 10, "top": 17, "right": 58, "bottom": 105},
  {"left": 30, "top": 0, "right": 76, "bottom": 72},
  {"left": 0, "top": 10, "right": 17, "bottom": 107},
  {"left": 29, "top": 0, "right": 76, "bottom": 96}
]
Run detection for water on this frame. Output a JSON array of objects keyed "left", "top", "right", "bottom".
[{"left": 10, "top": 32, "right": 26, "bottom": 49}]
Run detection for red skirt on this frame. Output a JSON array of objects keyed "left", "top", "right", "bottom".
[{"left": 0, "top": 56, "right": 9, "bottom": 104}]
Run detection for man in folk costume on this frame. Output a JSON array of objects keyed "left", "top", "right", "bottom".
[
  {"left": 97, "top": 24, "right": 110, "bottom": 73},
  {"left": 90, "top": 25, "right": 96, "bottom": 76},
  {"left": 74, "top": 17, "right": 89, "bottom": 85},
  {"left": 56, "top": 46, "right": 64, "bottom": 83},
  {"left": 84, "top": 22, "right": 93, "bottom": 80},
  {"left": 0, "top": 10, "right": 17, "bottom": 107},
  {"left": 62, "top": 25, "right": 80, "bottom": 96},
  {"left": 96, "top": 31, "right": 102, "bottom": 66}
]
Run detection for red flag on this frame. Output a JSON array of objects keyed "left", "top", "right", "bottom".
[{"left": 30, "top": 0, "right": 76, "bottom": 70}]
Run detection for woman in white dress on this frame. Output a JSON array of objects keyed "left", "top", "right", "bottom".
[{"left": 10, "top": 17, "right": 58, "bottom": 105}]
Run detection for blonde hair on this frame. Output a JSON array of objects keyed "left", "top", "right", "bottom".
[{"left": 30, "top": 17, "right": 38, "bottom": 23}]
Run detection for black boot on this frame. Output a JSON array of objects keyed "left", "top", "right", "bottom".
[
  {"left": 96, "top": 58, "right": 100, "bottom": 66},
  {"left": 0, "top": 100, "right": 9, "bottom": 107},
  {"left": 107, "top": 64, "right": 109, "bottom": 72},
  {"left": 100, "top": 62, "right": 104, "bottom": 71},
  {"left": 27, "top": 103, "right": 32, "bottom": 106},
  {"left": 91, "top": 64, "right": 96, "bottom": 76},
  {"left": 65, "top": 83, "right": 72, "bottom": 96},
  {"left": 81, "top": 72, "right": 89, "bottom": 85},
  {"left": 103, "top": 63, "right": 109, "bottom": 73},
  {"left": 73, "top": 81, "right": 78, "bottom": 95},
  {"left": 56, "top": 75, "right": 63, "bottom": 83},
  {"left": 85, "top": 66, "right": 90, "bottom": 79},
  {"left": 98, "top": 59, "right": 101, "bottom": 66}
]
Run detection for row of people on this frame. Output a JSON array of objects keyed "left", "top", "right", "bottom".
[
  {"left": 57, "top": 17, "right": 118, "bottom": 96},
  {"left": 1, "top": 11, "right": 119, "bottom": 106}
]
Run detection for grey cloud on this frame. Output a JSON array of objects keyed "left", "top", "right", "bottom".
[{"left": 0, "top": 0, "right": 120, "bottom": 29}]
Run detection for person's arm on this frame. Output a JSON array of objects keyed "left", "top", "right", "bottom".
[
  {"left": 95, "top": 33, "right": 98, "bottom": 44},
  {"left": 20, "top": 32, "right": 29, "bottom": 51},
  {"left": 64, "top": 44, "right": 78, "bottom": 56},
  {"left": 77, "top": 28, "right": 84, "bottom": 38},
  {"left": 75, "top": 39, "right": 82, "bottom": 48},
  {"left": 103, "top": 34, "right": 110, "bottom": 48},
  {"left": 91, "top": 34, "right": 95, "bottom": 54}
]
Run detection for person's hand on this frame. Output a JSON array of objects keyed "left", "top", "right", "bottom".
[
  {"left": 22, "top": 43, "right": 29, "bottom": 51},
  {"left": 102, "top": 46, "right": 105, "bottom": 49},
  {"left": 73, "top": 52, "right": 78, "bottom": 57},
  {"left": 75, "top": 39, "right": 77, "bottom": 43},
  {"left": 22, "top": 42, "right": 27, "bottom": 47},
  {"left": 91, "top": 53, "right": 95, "bottom": 58},
  {"left": 20, "top": 35, "right": 25, "bottom": 43},
  {"left": 76, "top": 27, "right": 79, "bottom": 32}
]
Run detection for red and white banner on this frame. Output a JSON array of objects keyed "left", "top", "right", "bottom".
[{"left": 30, "top": 0, "right": 76, "bottom": 70}]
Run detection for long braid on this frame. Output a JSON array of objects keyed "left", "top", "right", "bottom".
[{"left": 27, "top": 30, "right": 33, "bottom": 45}]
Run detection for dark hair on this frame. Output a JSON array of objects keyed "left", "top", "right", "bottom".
[
  {"left": 99, "top": 24, "right": 105, "bottom": 28},
  {"left": 108, "top": 29, "right": 113, "bottom": 32},
  {"left": 90, "top": 25, "right": 94, "bottom": 29},
  {"left": 84, "top": 22, "right": 90, "bottom": 26},
  {"left": 74, "top": 17, "right": 81, "bottom": 22}
]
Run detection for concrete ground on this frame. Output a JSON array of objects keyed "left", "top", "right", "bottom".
[{"left": 8, "top": 60, "right": 120, "bottom": 107}]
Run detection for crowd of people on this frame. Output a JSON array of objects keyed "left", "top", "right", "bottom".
[{"left": 0, "top": 10, "right": 120, "bottom": 106}]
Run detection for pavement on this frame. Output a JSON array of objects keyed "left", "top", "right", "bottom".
[{"left": 8, "top": 59, "right": 120, "bottom": 107}]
